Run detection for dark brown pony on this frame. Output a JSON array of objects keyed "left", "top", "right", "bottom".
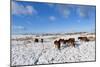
[
  {"left": 78, "top": 37, "right": 89, "bottom": 42},
  {"left": 54, "top": 40, "right": 61, "bottom": 50},
  {"left": 34, "top": 38, "right": 39, "bottom": 43},
  {"left": 65, "top": 38, "right": 75, "bottom": 47},
  {"left": 54, "top": 38, "right": 76, "bottom": 49},
  {"left": 41, "top": 38, "right": 44, "bottom": 43}
]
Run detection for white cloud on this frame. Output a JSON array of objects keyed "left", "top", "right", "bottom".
[
  {"left": 12, "top": 25, "right": 26, "bottom": 34},
  {"left": 49, "top": 16, "right": 56, "bottom": 21},
  {"left": 47, "top": 4, "right": 70, "bottom": 18},
  {"left": 77, "top": 6, "right": 88, "bottom": 18},
  {"left": 77, "top": 19, "right": 81, "bottom": 23},
  {"left": 13, "top": 25, "right": 25, "bottom": 30},
  {"left": 79, "top": 11, "right": 86, "bottom": 17},
  {"left": 63, "top": 9, "right": 70, "bottom": 18},
  {"left": 26, "top": 6, "right": 37, "bottom": 15},
  {"left": 12, "top": 1, "right": 37, "bottom": 15},
  {"left": 78, "top": 9, "right": 86, "bottom": 17},
  {"left": 56, "top": 4, "right": 70, "bottom": 18},
  {"left": 26, "top": 21, "right": 32, "bottom": 25}
]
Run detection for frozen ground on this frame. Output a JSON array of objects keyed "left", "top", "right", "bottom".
[{"left": 11, "top": 34, "right": 96, "bottom": 66}]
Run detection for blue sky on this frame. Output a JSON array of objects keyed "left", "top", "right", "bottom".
[{"left": 12, "top": 1, "right": 96, "bottom": 34}]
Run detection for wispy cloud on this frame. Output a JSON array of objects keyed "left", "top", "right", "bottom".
[
  {"left": 12, "top": 25, "right": 27, "bottom": 34},
  {"left": 56, "top": 4, "right": 70, "bottom": 18},
  {"left": 48, "top": 2, "right": 70, "bottom": 18},
  {"left": 12, "top": 1, "right": 37, "bottom": 15},
  {"left": 77, "top": 19, "right": 81, "bottom": 23},
  {"left": 77, "top": 6, "right": 88, "bottom": 18},
  {"left": 49, "top": 16, "right": 56, "bottom": 21},
  {"left": 13, "top": 25, "right": 25, "bottom": 30}
]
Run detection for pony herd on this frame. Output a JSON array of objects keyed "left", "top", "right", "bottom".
[
  {"left": 12, "top": 36, "right": 95, "bottom": 50},
  {"left": 34, "top": 38, "right": 43, "bottom": 43},
  {"left": 54, "top": 38, "right": 75, "bottom": 50},
  {"left": 53, "top": 36, "right": 95, "bottom": 50}
]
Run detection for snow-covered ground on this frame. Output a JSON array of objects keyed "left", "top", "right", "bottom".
[{"left": 11, "top": 34, "right": 96, "bottom": 66}]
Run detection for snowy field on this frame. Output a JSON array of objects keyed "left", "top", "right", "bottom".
[{"left": 11, "top": 33, "right": 96, "bottom": 66}]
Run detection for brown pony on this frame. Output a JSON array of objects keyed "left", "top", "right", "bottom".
[
  {"left": 78, "top": 37, "right": 89, "bottom": 42},
  {"left": 66, "top": 38, "right": 75, "bottom": 47},
  {"left": 34, "top": 38, "right": 39, "bottom": 43},
  {"left": 54, "top": 40, "right": 61, "bottom": 50}
]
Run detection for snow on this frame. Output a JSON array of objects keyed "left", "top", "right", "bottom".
[{"left": 11, "top": 34, "right": 95, "bottom": 66}]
